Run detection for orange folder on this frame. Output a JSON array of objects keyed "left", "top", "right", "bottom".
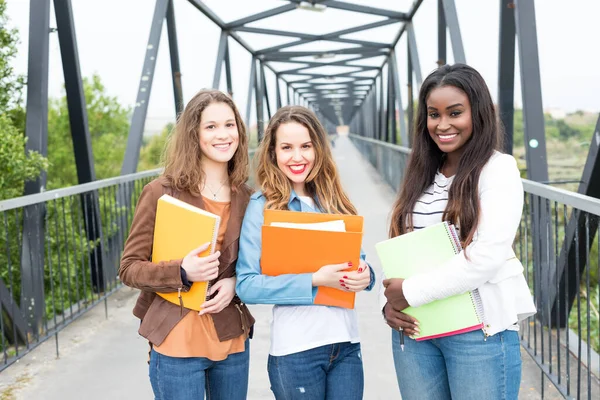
[
  {"left": 261, "top": 209, "right": 364, "bottom": 309},
  {"left": 152, "top": 194, "right": 221, "bottom": 311}
]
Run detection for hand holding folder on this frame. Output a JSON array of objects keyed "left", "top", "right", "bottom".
[
  {"left": 376, "top": 222, "right": 484, "bottom": 340},
  {"left": 261, "top": 209, "right": 364, "bottom": 309},
  {"left": 152, "top": 194, "right": 221, "bottom": 312}
]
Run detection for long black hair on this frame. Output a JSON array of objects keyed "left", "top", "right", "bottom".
[{"left": 390, "top": 64, "right": 503, "bottom": 246}]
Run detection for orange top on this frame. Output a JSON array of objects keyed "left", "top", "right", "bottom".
[{"left": 153, "top": 196, "right": 246, "bottom": 360}]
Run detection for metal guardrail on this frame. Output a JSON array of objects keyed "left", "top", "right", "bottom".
[
  {"left": 349, "top": 134, "right": 600, "bottom": 399},
  {"left": 0, "top": 168, "right": 161, "bottom": 372},
  {"left": 0, "top": 148, "right": 257, "bottom": 372}
]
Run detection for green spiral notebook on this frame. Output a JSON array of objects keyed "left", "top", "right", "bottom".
[{"left": 376, "top": 221, "right": 484, "bottom": 340}]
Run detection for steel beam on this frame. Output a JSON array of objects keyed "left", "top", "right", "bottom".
[
  {"left": 54, "top": 0, "right": 106, "bottom": 291},
  {"left": 212, "top": 30, "right": 228, "bottom": 89},
  {"left": 320, "top": 0, "right": 408, "bottom": 20},
  {"left": 121, "top": 0, "right": 169, "bottom": 175},
  {"left": 255, "top": 63, "right": 265, "bottom": 141},
  {"left": 514, "top": 0, "right": 551, "bottom": 319},
  {"left": 551, "top": 114, "right": 600, "bottom": 327},
  {"left": 245, "top": 57, "right": 256, "bottom": 128},
  {"left": 166, "top": 0, "right": 183, "bottom": 116},
  {"left": 498, "top": 0, "right": 516, "bottom": 155},
  {"left": 441, "top": 0, "right": 466, "bottom": 63},
  {"left": 226, "top": 4, "right": 296, "bottom": 29},
  {"left": 276, "top": 76, "right": 282, "bottom": 109},
  {"left": 515, "top": 0, "right": 548, "bottom": 182},
  {"left": 407, "top": 45, "right": 414, "bottom": 146},
  {"left": 224, "top": 40, "right": 233, "bottom": 96},
  {"left": 21, "top": 0, "right": 51, "bottom": 334},
  {"left": 390, "top": 51, "right": 408, "bottom": 146},
  {"left": 438, "top": 0, "right": 446, "bottom": 66},
  {"left": 407, "top": 22, "right": 422, "bottom": 89},
  {"left": 260, "top": 62, "right": 272, "bottom": 119}
]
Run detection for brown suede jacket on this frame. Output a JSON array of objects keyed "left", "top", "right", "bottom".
[{"left": 119, "top": 176, "right": 255, "bottom": 346}]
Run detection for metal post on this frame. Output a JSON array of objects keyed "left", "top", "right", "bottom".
[
  {"left": 21, "top": 0, "right": 51, "bottom": 334},
  {"left": 514, "top": 0, "right": 551, "bottom": 318},
  {"left": 166, "top": 0, "right": 183, "bottom": 116},
  {"left": 438, "top": 0, "right": 446, "bottom": 66},
  {"left": 407, "top": 23, "right": 422, "bottom": 90},
  {"left": 286, "top": 83, "right": 291, "bottom": 106},
  {"left": 390, "top": 51, "right": 407, "bottom": 146},
  {"left": 514, "top": 0, "right": 549, "bottom": 182},
  {"left": 276, "top": 76, "right": 282, "bottom": 109},
  {"left": 260, "top": 62, "right": 272, "bottom": 119},
  {"left": 379, "top": 73, "right": 385, "bottom": 141},
  {"left": 121, "top": 0, "right": 169, "bottom": 175},
  {"left": 224, "top": 41, "right": 233, "bottom": 97},
  {"left": 498, "top": 0, "right": 516, "bottom": 155},
  {"left": 212, "top": 30, "right": 228, "bottom": 90},
  {"left": 407, "top": 45, "right": 414, "bottom": 146},
  {"left": 254, "top": 64, "right": 265, "bottom": 141},
  {"left": 245, "top": 57, "right": 256, "bottom": 128},
  {"left": 54, "top": 0, "right": 106, "bottom": 291},
  {"left": 441, "top": 0, "right": 466, "bottom": 63}
]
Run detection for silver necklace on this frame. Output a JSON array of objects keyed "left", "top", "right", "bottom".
[{"left": 203, "top": 180, "right": 227, "bottom": 200}]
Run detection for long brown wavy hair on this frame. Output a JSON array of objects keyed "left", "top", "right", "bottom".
[
  {"left": 161, "top": 89, "right": 249, "bottom": 195},
  {"left": 389, "top": 64, "right": 503, "bottom": 246},
  {"left": 255, "top": 106, "right": 357, "bottom": 215}
]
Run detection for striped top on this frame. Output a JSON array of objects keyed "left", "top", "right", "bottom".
[{"left": 412, "top": 171, "right": 453, "bottom": 230}]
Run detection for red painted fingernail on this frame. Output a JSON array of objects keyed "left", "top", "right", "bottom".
[
  {"left": 358, "top": 268, "right": 363, "bottom": 273},
  {"left": 343, "top": 275, "right": 348, "bottom": 279},
  {"left": 348, "top": 262, "right": 352, "bottom": 266},
  {"left": 339, "top": 279, "right": 344, "bottom": 283}
]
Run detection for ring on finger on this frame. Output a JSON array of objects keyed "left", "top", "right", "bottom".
[{"left": 398, "top": 326, "right": 403, "bottom": 332}]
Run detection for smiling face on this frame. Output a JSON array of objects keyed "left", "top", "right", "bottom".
[
  {"left": 199, "top": 102, "right": 239, "bottom": 166},
  {"left": 426, "top": 85, "right": 473, "bottom": 157},
  {"left": 274, "top": 122, "right": 315, "bottom": 195}
]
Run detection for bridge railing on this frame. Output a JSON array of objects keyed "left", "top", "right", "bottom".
[
  {"left": 0, "top": 169, "right": 160, "bottom": 372},
  {"left": 349, "top": 134, "right": 599, "bottom": 399}
]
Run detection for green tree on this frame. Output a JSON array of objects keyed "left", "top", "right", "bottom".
[
  {"left": 0, "top": 0, "right": 24, "bottom": 114},
  {"left": 46, "top": 74, "right": 131, "bottom": 189},
  {"left": 138, "top": 123, "right": 172, "bottom": 171},
  {"left": 0, "top": 115, "right": 48, "bottom": 200}
]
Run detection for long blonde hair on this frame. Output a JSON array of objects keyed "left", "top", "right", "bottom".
[
  {"left": 162, "top": 89, "right": 249, "bottom": 195},
  {"left": 255, "top": 106, "right": 356, "bottom": 215}
]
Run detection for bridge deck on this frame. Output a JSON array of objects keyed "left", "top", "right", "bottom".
[{"left": 0, "top": 136, "right": 561, "bottom": 399}]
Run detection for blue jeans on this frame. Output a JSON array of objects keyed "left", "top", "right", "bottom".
[
  {"left": 392, "top": 329, "right": 521, "bottom": 400},
  {"left": 268, "top": 342, "right": 364, "bottom": 399},
  {"left": 148, "top": 339, "right": 249, "bottom": 400}
]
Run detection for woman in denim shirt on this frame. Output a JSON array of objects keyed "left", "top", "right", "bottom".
[{"left": 236, "top": 106, "right": 375, "bottom": 399}]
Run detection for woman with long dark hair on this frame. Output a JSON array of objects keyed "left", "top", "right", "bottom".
[{"left": 382, "top": 64, "right": 536, "bottom": 399}]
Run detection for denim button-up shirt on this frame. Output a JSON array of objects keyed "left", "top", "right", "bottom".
[{"left": 236, "top": 190, "right": 375, "bottom": 305}]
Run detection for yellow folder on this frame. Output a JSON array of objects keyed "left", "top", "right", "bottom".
[{"left": 152, "top": 194, "right": 221, "bottom": 311}]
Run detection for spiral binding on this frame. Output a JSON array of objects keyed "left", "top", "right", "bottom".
[
  {"left": 470, "top": 289, "right": 486, "bottom": 325},
  {"left": 444, "top": 222, "right": 486, "bottom": 326},
  {"left": 443, "top": 221, "right": 462, "bottom": 255}
]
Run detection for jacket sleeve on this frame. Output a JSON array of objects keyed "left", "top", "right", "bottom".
[
  {"left": 119, "top": 182, "right": 187, "bottom": 293},
  {"left": 402, "top": 154, "right": 524, "bottom": 307},
  {"left": 235, "top": 197, "right": 316, "bottom": 305},
  {"left": 360, "top": 249, "right": 376, "bottom": 291}
]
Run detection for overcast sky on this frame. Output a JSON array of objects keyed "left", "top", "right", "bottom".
[{"left": 5, "top": 0, "right": 600, "bottom": 133}]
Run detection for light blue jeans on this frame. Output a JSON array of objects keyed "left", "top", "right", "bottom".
[
  {"left": 268, "top": 342, "right": 364, "bottom": 399},
  {"left": 148, "top": 339, "right": 249, "bottom": 400},
  {"left": 392, "top": 329, "right": 521, "bottom": 400}
]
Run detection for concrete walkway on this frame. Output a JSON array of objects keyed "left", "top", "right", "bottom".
[{"left": 0, "top": 136, "right": 557, "bottom": 399}]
